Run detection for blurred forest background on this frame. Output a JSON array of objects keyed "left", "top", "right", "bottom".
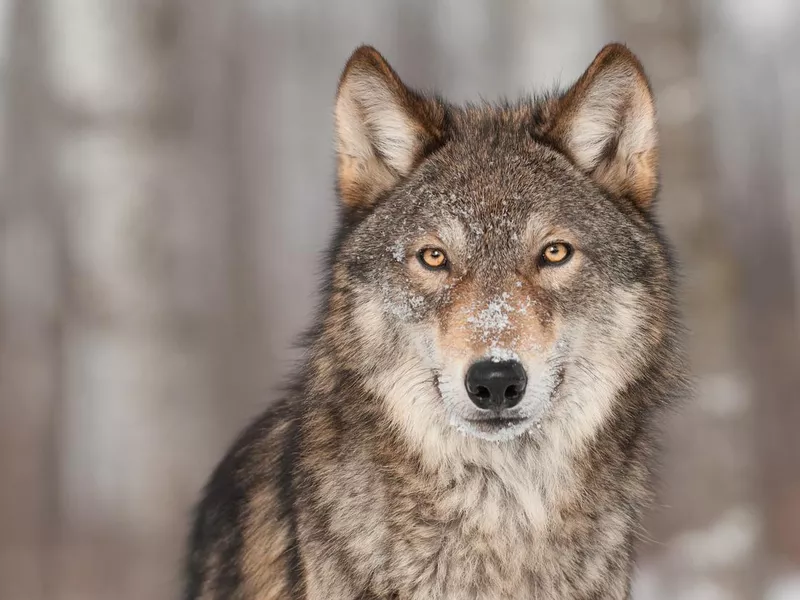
[{"left": 1, "top": 0, "right": 799, "bottom": 598}]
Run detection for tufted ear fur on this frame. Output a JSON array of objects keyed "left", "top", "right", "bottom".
[
  {"left": 546, "top": 44, "right": 659, "bottom": 208},
  {"left": 335, "top": 46, "right": 446, "bottom": 209}
]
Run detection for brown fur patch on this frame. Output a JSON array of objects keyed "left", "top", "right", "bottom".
[
  {"left": 437, "top": 280, "right": 559, "bottom": 360},
  {"left": 240, "top": 422, "right": 293, "bottom": 599}
]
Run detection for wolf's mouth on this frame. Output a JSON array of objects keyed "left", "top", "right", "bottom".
[{"left": 464, "top": 416, "right": 530, "bottom": 434}]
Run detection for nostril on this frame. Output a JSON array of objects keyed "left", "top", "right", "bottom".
[
  {"left": 476, "top": 386, "right": 491, "bottom": 400},
  {"left": 505, "top": 385, "right": 522, "bottom": 400}
]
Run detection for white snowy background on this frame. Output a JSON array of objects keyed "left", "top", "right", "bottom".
[{"left": 1, "top": 0, "right": 799, "bottom": 598}]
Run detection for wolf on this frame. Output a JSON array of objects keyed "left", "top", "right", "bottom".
[{"left": 183, "top": 43, "right": 687, "bottom": 600}]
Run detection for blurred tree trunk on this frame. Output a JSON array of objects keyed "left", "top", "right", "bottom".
[
  {"left": 605, "top": 1, "right": 764, "bottom": 598},
  {"left": 0, "top": 1, "right": 61, "bottom": 598},
  {"left": 699, "top": 0, "right": 800, "bottom": 587},
  {"left": 40, "top": 0, "right": 239, "bottom": 597}
]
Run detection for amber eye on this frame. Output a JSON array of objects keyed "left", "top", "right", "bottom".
[
  {"left": 540, "top": 242, "right": 573, "bottom": 266},
  {"left": 418, "top": 247, "right": 448, "bottom": 270}
]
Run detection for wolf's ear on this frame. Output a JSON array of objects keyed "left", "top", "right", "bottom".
[
  {"left": 335, "top": 46, "right": 446, "bottom": 209},
  {"left": 546, "top": 44, "right": 658, "bottom": 208}
]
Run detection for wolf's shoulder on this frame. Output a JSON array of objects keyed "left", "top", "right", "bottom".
[
  {"left": 204, "top": 400, "right": 301, "bottom": 524},
  {"left": 183, "top": 399, "right": 298, "bottom": 599}
]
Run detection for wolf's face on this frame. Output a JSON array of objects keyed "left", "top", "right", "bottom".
[{"left": 330, "top": 46, "right": 673, "bottom": 445}]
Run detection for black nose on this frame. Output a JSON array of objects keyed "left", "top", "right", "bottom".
[{"left": 465, "top": 360, "right": 528, "bottom": 410}]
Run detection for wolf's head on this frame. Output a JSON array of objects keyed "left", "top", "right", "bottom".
[{"left": 319, "top": 45, "right": 680, "bottom": 450}]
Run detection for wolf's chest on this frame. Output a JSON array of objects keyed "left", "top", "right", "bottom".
[
  {"left": 374, "top": 474, "right": 547, "bottom": 598},
  {"left": 369, "top": 473, "right": 629, "bottom": 599}
]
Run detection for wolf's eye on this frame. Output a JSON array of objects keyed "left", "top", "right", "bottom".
[
  {"left": 540, "top": 242, "right": 573, "bottom": 266},
  {"left": 418, "top": 247, "right": 448, "bottom": 270}
]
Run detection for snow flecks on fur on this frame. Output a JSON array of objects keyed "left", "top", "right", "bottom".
[
  {"left": 469, "top": 222, "right": 484, "bottom": 236},
  {"left": 409, "top": 294, "right": 425, "bottom": 310},
  {"left": 488, "top": 346, "right": 519, "bottom": 363},
  {"left": 381, "top": 280, "right": 425, "bottom": 321},
  {"left": 388, "top": 240, "right": 406, "bottom": 263},
  {"left": 466, "top": 293, "right": 514, "bottom": 341},
  {"left": 464, "top": 293, "right": 538, "bottom": 342},
  {"left": 461, "top": 293, "right": 543, "bottom": 370},
  {"left": 385, "top": 291, "right": 424, "bottom": 321}
]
